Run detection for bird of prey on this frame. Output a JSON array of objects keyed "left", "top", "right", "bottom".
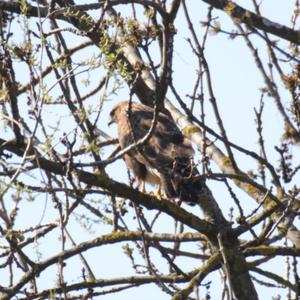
[{"left": 109, "top": 100, "right": 201, "bottom": 204}]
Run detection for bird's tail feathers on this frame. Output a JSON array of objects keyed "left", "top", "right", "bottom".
[
  {"left": 175, "top": 176, "right": 203, "bottom": 205},
  {"left": 160, "top": 175, "right": 178, "bottom": 199}
]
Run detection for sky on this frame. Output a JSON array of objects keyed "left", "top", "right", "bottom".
[{"left": 0, "top": 0, "right": 299, "bottom": 299}]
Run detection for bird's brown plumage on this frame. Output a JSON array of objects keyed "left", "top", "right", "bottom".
[{"left": 109, "top": 100, "right": 200, "bottom": 203}]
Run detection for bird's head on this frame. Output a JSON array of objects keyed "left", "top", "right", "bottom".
[
  {"left": 108, "top": 101, "right": 130, "bottom": 126},
  {"left": 108, "top": 106, "right": 118, "bottom": 126}
]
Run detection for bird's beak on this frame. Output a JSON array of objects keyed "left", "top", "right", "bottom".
[{"left": 108, "top": 116, "right": 114, "bottom": 126}]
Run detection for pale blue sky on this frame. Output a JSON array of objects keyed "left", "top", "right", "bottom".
[{"left": 0, "top": 1, "right": 299, "bottom": 299}]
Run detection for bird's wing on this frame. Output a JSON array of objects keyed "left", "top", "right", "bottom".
[{"left": 129, "top": 104, "right": 194, "bottom": 170}]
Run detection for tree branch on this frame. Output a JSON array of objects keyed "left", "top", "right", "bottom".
[
  {"left": 0, "top": 231, "right": 206, "bottom": 299},
  {"left": 201, "top": 0, "right": 300, "bottom": 44}
]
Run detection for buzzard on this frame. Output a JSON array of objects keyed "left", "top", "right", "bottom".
[{"left": 109, "top": 100, "right": 201, "bottom": 204}]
